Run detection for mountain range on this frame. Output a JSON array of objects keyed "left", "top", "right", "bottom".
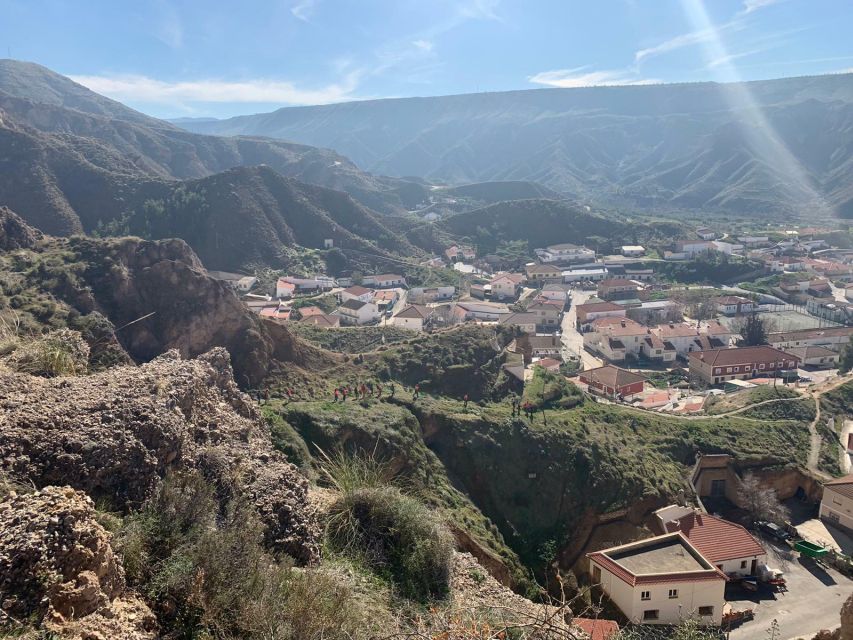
[{"left": 176, "top": 74, "right": 853, "bottom": 219}]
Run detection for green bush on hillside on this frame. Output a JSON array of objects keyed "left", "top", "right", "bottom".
[
  {"left": 326, "top": 485, "right": 454, "bottom": 603},
  {"left": 522, "top": 367, "right": 583, "bottom": 410},
  {"left": 4, "top": 328, "right": 89, "bottom": 377}
]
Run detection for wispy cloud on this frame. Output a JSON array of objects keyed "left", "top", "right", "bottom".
[
  {"left": 68, "top": 71, "right": 363, "bottom": 107},
  {"left": 529, "top": 67, "right": 659, "bottom": 88},
  {"left": 635, "top": 21, "right": 742, "bottom": 64},
  {"left": 291, "top": 0, "right": 318, "bottom": 22},
  {"left": 740, "top": 0, "right": 785, "bottom": 15},
  {"left": 706, "top": 48, "right": 765, "bottom": 69},
  {"left": 152, "top": 2, "right": 184, "bottom": 48},
  {"left": 412, "top": 39, "right": 434, "bottom": 53}
]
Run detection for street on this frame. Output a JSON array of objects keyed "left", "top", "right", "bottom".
[{"left": 561, "top": 287, "right": 603, "bottom": 371}]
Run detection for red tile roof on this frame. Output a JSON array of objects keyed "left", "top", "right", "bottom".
[
  {"left": 573, "top": 618, "right": 620, "bottom": 640},
  {"left": 825, "top": 474, "right": 853, "bottom": 500},
  {"left": 298, "top": 305, "right": 325, "bottom": 317},
  {"left": 342, "top": 285, "right": 372, "bottom": 296},
  {"left": 580, "top": 365, "right": 646, "bottom": 389},
  {"left": 664, "top": 513, "right": 765, "bottom": 564},
  {"left": 687, "top": 345, "right": 800, "bottom": 367}
]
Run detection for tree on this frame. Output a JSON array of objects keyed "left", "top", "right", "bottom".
[
  {"left": 737, "top": 311, "right": 769, "bottom": 346},
  {"left": 737, "top": 473, "right": 790, "bottom": 525},
  {"left": 840, "top": 336, "right": 853, "bottom": 374}
]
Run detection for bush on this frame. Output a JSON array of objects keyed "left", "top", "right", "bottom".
[
  {"left": 4, "top": 328, "right": 89, "bottom": 377},
  {"left": 116, "top": 472, "right": 376, "bottom": 639},
  {"left": 326, "top": 485, "right": 454, "bottom": 602}
]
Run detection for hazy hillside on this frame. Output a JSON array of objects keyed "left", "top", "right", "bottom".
[
  {"left": 0, "top": 59, "right": 415, "bottom": 215},
  {"left": 178, "top": 74, "right": 853, "bottom": 218}
]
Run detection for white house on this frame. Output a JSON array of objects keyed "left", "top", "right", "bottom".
[
  {"left": 562, "top": 267, "right": 609, "bottom": 283},
  {"left": 712, "top": 240, "right": 744, "bottom": 255},
  {"left": 275, "top": 279, "right": 297, "bottom": 299},
  {"left": 715, "top": 296, "right": 754, "bottom": 316},
  {"left": 365, "top": 274, "right": 407, "bottom": 288},
  {"left": 408, "top": 286, "right": 455, "bottom": 303},
  {"left": 540, "top": 284, "right": 570, "bottom": 305},
  {"left": 783, "top": 345, "right": 840, "bottom": 368},
  {"left": 279, "top": 275, "right": 336, "bottom": 291},
  {"left": 621, "top": 245, "right": 646, "bottom": 257},
  {"left": 490, "top": 274, "right": 523, "bottom": 300},
  {"left": 535, "top": 243, "right": 596, "bottom": 264},
  {"left": 392, "top": 304, "right": 434, "bottom": 331},
  {"left": 587, "top": 533, "right": 725, "bottom": 626},
  {"left": 233, "top": 276, "right": 257, "bottom": 292},
  {"left": 767, "top": 327, "right": 853, "bottom": 352},
  {"left": 453, "top": 301, "right": 510, "bottom": 322},
  {"left": 340, "top": 285, "right": 375, "bottom": 304},
  {"left": 499, "top": 312, "right": 538, "bottom": 334},
  {"left": 338, "top": 299, "right": 380, "bottom": 326},
  {"left": 820, "top": 474, "right": 853, "bottom": 533},
  {"left": 696, "top": 228, "right": 717, "bottom": 240}
]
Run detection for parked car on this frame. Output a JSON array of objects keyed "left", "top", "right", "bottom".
[{"left": 757, "top": 521, "right": 791, "bottom": 542}]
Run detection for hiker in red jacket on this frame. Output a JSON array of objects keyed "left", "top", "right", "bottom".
[
  {"left": 360, "top": 383, "right": 368, "bottom": 399},
  {"left": 334, "top": 388, "right": 339, "bottom": 402}
]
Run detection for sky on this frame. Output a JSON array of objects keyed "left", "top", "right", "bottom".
[{"left": 1, "top": 0, "right": 851, "bottom": 119}]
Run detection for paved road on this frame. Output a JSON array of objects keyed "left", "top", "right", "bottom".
[
  {"left": 561, "top": 288, "right": 602, "bottom": 371},
  {"left": 728, "top": 539, "right": 853, "bottom": 640}
]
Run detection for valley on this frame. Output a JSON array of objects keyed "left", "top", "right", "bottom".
[{"left": 1, "top": 57, "right": 853, "bottom": 640}]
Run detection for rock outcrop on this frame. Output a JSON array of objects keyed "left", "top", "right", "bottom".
[
  {"left": 0, "top": 347, "right": 320, "bottom": 564},
  {"left": 0, "top": 205, "right": 42, "bottom": 250},
  {"left": 0, "top": 486, "right": 157, "bottom": 639}
]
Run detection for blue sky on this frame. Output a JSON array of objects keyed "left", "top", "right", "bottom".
[{"left": 1, "top": 0, "right": 851, "bottom": 119}]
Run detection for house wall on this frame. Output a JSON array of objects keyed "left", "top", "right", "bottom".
[
  {"left": 820, "top": 487, "right": 853, "bottom": 532},
  {"left": 591, "top": 560, "right": 724, "bottom": 625},
  {"left": 714, "top": 554, "right": 768, "bottom": 578},
  {"left": 393, "top": 316, "right": 424, "bottom": 331}
]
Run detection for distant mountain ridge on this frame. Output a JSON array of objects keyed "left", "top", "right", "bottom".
[{"left": 176, "top": 74, "right": 853, "bottom": 218}]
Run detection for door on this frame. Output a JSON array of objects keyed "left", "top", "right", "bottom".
[
  {"left": 750, "top": 559, "right": 757, "bottom": 575},
  {"left": 711, "top": 479, "right": 726, "bottom": 497}
]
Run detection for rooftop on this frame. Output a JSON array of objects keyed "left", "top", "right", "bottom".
[
  {"left": 394, "top": 304, "right": 432, "bottom": 319},
  {"left": 576, "top": 301, "right": 625, "bottom": 313},
  {"left": 581, "top": 365, "right": 646, "bottom": 389},
  {"left": 499, "top": 312, "right": 538, "bottom": 325},
  {"left": 688, "top": 345, "right": 800, "bottom": 367},
  {"left": 340, "top": 298, "right": 369, "bottom": 311},
  {"left": 769, "top": 326, "right": 853, "bottom": 342},
  {"left": 588, "top": 533, "right": 724, "bottom": 586},
  {"left": 826, "top": 474, "right": 853, "bottom": 500},
  {"left": 664, "top": 512, "right": 765, "bottom": 564},
  {"left": 342, "top": 285, "right": 372, "bottom": 296}
]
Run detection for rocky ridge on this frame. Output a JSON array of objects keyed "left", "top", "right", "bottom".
[{"left": 0, "top": 348, "right": 320, "bottom": 564}]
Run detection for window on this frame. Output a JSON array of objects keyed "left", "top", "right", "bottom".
[
  {"left": 668, "top": 589, "right": 678, "bottom": 599},
  {"left": 715, "top": 368, "right": 722, "bottom": 374},
  {"left": 726, "top": 367, "right": 732, "bottom": 373},
  {"left": 643, "top": 610, "right": 659, "bottom": 621},
  {"left": 592, "top": 566, "right": 601, "bottom": 583},
  {"left": 641, "top": 591, "right": 651, "bottom": 601},
  {"left": 698, "top": 606, "right": 714, "bottom": 617},
  {"left": 740, "top": 560, "right": 748, "bottom": 569},
  {"left": 733, "top": 367, "right": 739, "bottom": 373},
  {"left": 759, "top": 363, "right": 765, "bottom": 370}
]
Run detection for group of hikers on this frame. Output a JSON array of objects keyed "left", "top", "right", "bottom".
[
  {"left": 510, "top": 396, "right": 545, "bottom": 422},
  {"left": 332, "top": 381, "right": 398, "bottom": 402}
]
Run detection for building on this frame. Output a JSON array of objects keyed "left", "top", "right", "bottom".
[
  {"left": 232, "top": 276, "right": 257, "bottom": 292},
  {"left": 688, "top": 346, "right": 800, "bottom": 385},
  {"left": 584, "top": 317, "right": 649, "bottom": 361},
  {"left": 525, "top": 263, "right": 563, "bottom": 284},
  {"left": 445, "top": 245, "right": 476, "bottom": 262},
  {"left": 575, "top": 302, "right": 627, "bottom": 330},
  {"left": 783, "top": 346, "right": 840, "bottom": 368},
  {"left": 453, "top": 301, "right": 511, "bottom": 322},
  {"left": 624, "top": 268, "right": 655, "bottom": 281},
  {"left": 654, "top": 508, "right": 767, "bottom": 578},
  {"left": 674, "top": 240, "right": 714, "bottom": 256},
  {"left": 767, "top": 327, "right": 853, "bottom": 352},
  {"left": 408, "top": 286, "right": 455, "bottom": 303},
  {"left": 373, "top": 289, "right": 400, "bottom": 311},
  {"left": 598, "top": 279, "right": 641, "bottom": 301},
  {"left": 499, "top": 312, "right": 538, "bottom": 334},
  {"left": 258, "top": 305, "right": 291, "bottom": 323},
  {"left": 714, "top": 296, "right": 754, "bottom": 316},
  {"left": 579, "top": 365, "right": 646, "bottom": 399},
  {"left": 533, "top": 357, "right": 562, "bottom": 373},
  {"left": 587, "top": 533, "right": 725, "bottom": 626},
  {"left": 535, "top": 243, "right": 596, "bottom": 264},
  {"left": 300, "top": 313, "right": 340, "bottom": 328},
  {"left": 640, "top": 333, "right": 677, "bottom": 362},
  {"left": 513, "top": 334, "right": 563, "bottom": 363},
  {"left": 339, "top": 285, "right": 375, "bottom": 304},
  {"left": 652, "top": 324, "right": 702, "bottom": 358},
  {"left": 365, "top": 274, "right": 406, "bottom": 288},
  {"left": 820, "top": 474, "right": 853, "bottom": 532},
  {"left": 696, "top": 228, "right": 717, "bottom": 240},
  {"left": 711, "top": 240, "right": 744, "bottom": 255},
  {"left": 275, "top": 279, "right": 297, "bottom": 299},
  {"left": 572, "top": 618, "right": 619, "bottom": 640},
  {"left": 539, "top": 284, "right": 570, "bottom": 306},
  {"left": 527, "top": 300, "right": 562, "bottom": 329},
  {"left": 563, "top": 267, "right": 609, "bottom": 283},
  {"left": 297, "top": 305, "right": 325, "bottom": 318},
  {"left": 806, "top": 298, "right": 853, "bottom": 324},
  {"left": 626, "top": 301, "right": 683, "bottom": 326},
  {"left": 621, "top": 245, "right": 646, "bottom": 257},
  {"left": 338, "top": 299, "right": 380, "bottom": 326},
  {"left": 392, "top": 304, "right": 434, "bottom": 331},
  {"left": 490, "top": 274, "right": 523, "bottom": 300}
]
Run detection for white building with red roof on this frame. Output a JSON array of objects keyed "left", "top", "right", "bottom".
[
  {"left": 587, "top": 533, "right": 725, "bottom": 626},
  {"left": 653, "top": 507, "right": 766, "bottom": 578},
  {"left": 820, "top": 474, "right": 853, "bottom": 533}
]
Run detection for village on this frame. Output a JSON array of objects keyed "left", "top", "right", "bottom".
[{"left": 214, "top": 224, "right": 853, "bottom": 638}]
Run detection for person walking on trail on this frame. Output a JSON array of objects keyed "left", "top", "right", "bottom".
[
  {"left": 389, "top": 383, "right": 396, "bottom": 399},
  {"left": 333, "top": 388, "right": 339, "bottom": 403},
  {"left": 463, "top": 393, "right": 469, "bottom": 409},
  {"left": 263, "top": 388, "right": 270, "bottom": 405},
  {"left": 342, "top": 387, "right": 348, "bottom": 402},
  {"left": 286, "top": 388, "right": 294, "bottom": 403},
  {"left": 413, "top": 384, "right": 420, "bottom": 400},
  {"left": 366, "top": 381, "right": 373, "bottom": 395},
  {"left": 360, "top": 383, "right": 368, "bottom": 399},
  {"left": 376, "top": 384, "right": 383, "bottom": 399}
]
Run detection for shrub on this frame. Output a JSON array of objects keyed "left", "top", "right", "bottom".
[
  {"left": 326, "top": 485, "right": 454, "bottom": 602},
  {"left": 4, "top": 328, "right": 89, "bottom": 377}
]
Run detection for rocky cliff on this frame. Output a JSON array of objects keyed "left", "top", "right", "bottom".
[{"left": 0, "top": 348, "right": 320, "bottom": 563}]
